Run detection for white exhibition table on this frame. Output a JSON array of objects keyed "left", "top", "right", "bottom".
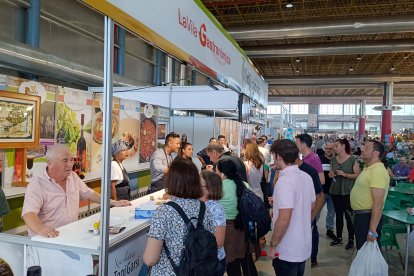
[{"left": 0, "top": 190, "right": 164, "bottom": 276}]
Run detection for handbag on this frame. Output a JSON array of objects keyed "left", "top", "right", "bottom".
[{"left": 349, "top": 241, "right": 388, "bottom": 276}]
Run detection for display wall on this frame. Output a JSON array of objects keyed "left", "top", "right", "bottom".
[{"left": 0, "top": 75, "right": 158, "bottom": 190}]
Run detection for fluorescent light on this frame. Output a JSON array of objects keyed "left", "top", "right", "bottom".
[
  {"left": 286, "top": 2, "right": 293, "bottom": 8},
  {"left": 356, "top": 55, "right": 362, "bottom": 60},
  {"left": 295, "top": 68, "right": 300, "bottom": 73},
  {"left": 390, "top": 65, "right": 395, "bottom": 71},
  {"left": 349, "top": 67, "right": 354, "bottom": 72},
  {"left": 295, "top": 57, "right": 300, "bottom": 63}
]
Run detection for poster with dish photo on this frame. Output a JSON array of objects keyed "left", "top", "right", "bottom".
[
  {"left": 139, "top": 103, "right": 157, "bottom": 163},
  {"left": 91, "top": 94, "right": 120, "bottom": 175},
  {"left": 55, "top": 87, "right": 93, "bottom": 176},
  {"left": 119, "top": 99, "right": 140, "bottom": 171}
]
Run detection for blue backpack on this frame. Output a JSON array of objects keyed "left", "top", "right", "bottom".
[{"left": 240, "top": 188, "right": 271, "bottom": 243}]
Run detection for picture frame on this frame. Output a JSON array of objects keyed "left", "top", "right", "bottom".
[{"left": 0, "top": 90, "right": 40, "bottom": 148}]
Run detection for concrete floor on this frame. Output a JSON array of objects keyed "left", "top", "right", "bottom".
[{"left": 253, "top": 205, "right": 414, "bottom": 276}]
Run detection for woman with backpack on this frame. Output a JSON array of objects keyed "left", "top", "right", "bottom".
[
  {"left": 216, "top": 158, "right": 259, "bottom": 276},
  {"left": 200, "top": 171, "right": 227, "bottom": 275},
  {"left": 143, "top": 158, "right": 218, "bottom": 275}
]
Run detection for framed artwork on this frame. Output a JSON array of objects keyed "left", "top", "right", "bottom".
[{"left": 0, "top": 90, "right": 40, "bottom": 148}]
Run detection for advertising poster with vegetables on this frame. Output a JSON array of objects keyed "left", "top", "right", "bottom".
[
  {"left": 55, "top": 87, "right": 93, "bottom": 176},
  {"left": 139, "top": 103, "right": 157, "bottom": 163},
  {"left": 91, "top": 94, "right": 120, "bottom": 174},
  {"left": 119, "top": 98, "right": 140, "bottom": 171}
]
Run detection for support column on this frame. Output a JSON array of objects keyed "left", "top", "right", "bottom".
[
  {"left": 179, "top": 64, "right": 186, "bottom": 86},
  {"left": 381, "top": 82, "right": 393, "bottom": 144},
  {"left": 358, "top": 99, "right": 367, "bottom": 141},
  {"left": 165, "top": 56, "right": 173, "bottom": 84},
  {"left": 27, "top": 0, "right": 40, "bottom": 48},
  {"left": 191, "top": 70, "right": 197, "bottom": 85},
  {"left": 154, "top": 49, "right": 163, "bottom": 85},
  {"left": 116, "top": 27, "right": 125, "bottom": 75}
]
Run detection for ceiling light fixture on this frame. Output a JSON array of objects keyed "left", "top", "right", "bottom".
[
  {"left": 286, "top": 1, "right": 293, "bottom": 8},
  {"left": 404, "top": 54, "right": 409, "bottom": 59},
  {"left": 356, "top": 55, "right": 362, "bottom": 61},
  {"left": 390, "top": 65, "right": 395, "bottom": 71},
  {"left": 349, "top": 67, "right": 354, "bottom": 72},
  {"left": 295, "top": 57, "right": 300, "bottom": 63},
  {"left": 295, "top": 68, "right": 300, "bottom": 73}
]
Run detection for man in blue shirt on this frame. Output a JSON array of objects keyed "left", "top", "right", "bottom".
[{"left": 392, "top": 156, "right": 410, "bottom": 177}]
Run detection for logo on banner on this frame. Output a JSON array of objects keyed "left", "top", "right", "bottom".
[
  {"left": 19, "top": 81, "right": 47, "bottom": 103},
  {"left": 114, "top": 250, "right": 140, "bottom": 276},
  {"left": 178, "top": 8, "right": 231, "bottom": 65}
]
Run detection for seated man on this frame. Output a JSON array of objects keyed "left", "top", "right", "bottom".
[
  {"left": 392, "top": 156, "right": 410, "bottom": 178},
  {"left": 22, "top": 144, "right": 130, "bottom": 238}
]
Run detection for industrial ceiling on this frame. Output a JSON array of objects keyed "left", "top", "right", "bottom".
[{"left": 201, "top": 0, "right": 414, "bottom": 101}]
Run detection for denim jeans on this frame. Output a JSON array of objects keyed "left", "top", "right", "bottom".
[
  {"left": 324, "top": 193, "right": 336, "bottom": 231},
  {"left": 273, "top": 258, "right": 306, "bottom": 276},
  {"left": 311, "top": 216, "right": 320, "bottom": 261}
]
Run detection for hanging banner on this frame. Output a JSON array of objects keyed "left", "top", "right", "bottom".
[
  {"left": 308, "top": 104, "right": 319, "bottom": 131},
  {"left": 82, "top": 0, "right": 268, "bottom": 107}
]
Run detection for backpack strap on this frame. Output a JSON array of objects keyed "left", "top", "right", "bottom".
[
  {"left": 166, "top": 201, "right": 190, "bottom": 225},
  {"left": 198, "top": 201, "right": 206, "bottom": 227},
  {"left": 162, "top": 201, "right": 189, "bottom": 274},
  {"left": 162, "top": 201, "right": 205, "bottom": 273}
]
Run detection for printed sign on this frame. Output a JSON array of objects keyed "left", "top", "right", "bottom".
[{"left": 108, "top": 234, "right": 148, "bottom": 276}]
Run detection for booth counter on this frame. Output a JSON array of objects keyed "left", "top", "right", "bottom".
[{"left": 0, "top": 190, "right": 164, "bottom": 276}]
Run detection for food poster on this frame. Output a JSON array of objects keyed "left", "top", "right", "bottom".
[
  {"left": 0, "top": 241, "right": 25, "bottom": 276},
  {"left": 118, "top": 98, "right": 140, "bottom": 172},
  {"left": 157, "top": 107, "right": 169, "bottom": 147},
  {"left": 55, "top": 87, "right": 93, "bottom": 175},
  {"left": 140, "top": 103, "right": 157, "bottom": 163},
  {"left": 91, "top": 94, "right": 120, "bottom": 175}
]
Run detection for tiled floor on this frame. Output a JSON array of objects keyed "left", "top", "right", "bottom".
[{"left": 253, "top": 205, "right": 414, "bottom": 276}]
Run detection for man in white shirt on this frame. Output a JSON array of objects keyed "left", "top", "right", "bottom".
[
  {"left": 257, "top": 136, "right": 272, "bottom": 165},
  {"left": 269, "top": 139, "right": 316, "bottom": 276}
]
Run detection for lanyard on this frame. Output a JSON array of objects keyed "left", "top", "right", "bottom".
[{"left": 163, "top": 148, "right": 171, "bottom": 167}]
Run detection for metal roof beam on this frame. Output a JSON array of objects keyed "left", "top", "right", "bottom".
[
  {"left": 228, "top": 16, "right": 414, "bottom": 41},
  {"left": 244, "top": 40, "right": 414, "bottom": 58}
]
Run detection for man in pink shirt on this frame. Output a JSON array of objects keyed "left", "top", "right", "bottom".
[
  {"left": 269, "top": 139, "right": 315, "bottom": 275},
  {"left": 295, "top": 134, "right": 325, "bottom": 185},
  {"left": 22, "top": 144, "right": 130, "bottom": 238}
]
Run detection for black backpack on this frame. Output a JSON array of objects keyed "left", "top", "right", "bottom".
[
  {"left": 163, "top": 201, "right": 220, "bottom": 276},
  {"left": 240, "top": 188, "right": 271, "bottom": 243}
]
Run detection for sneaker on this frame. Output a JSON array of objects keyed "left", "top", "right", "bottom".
[
  {"left": 330, "top": 237, "right": 343, "bottom": 246},
  {"left": 311, "top": 260, "right": 318, "bottom": 268},
  {"left": 326, "top": 230, "right": 336, "bottom": 240},
  {"left": 345, "top": 239, "right": 354, "bottom": 250}
]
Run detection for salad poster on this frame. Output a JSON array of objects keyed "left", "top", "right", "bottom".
[
  {"left": 55, "top": 87, "right": 93, "bottom": 172},
  {"left": 118, "top": 98, "right": 140, "bottom": 171}
]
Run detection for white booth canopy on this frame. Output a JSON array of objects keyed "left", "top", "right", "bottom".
[{"left": 89, "top": 85, "right": 239, "bottom": 110}]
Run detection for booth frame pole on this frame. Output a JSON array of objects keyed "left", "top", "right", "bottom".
[{"left": 99, "top": 16, "right": 114, "bottom": 276}]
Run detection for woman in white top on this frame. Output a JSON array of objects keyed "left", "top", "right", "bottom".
[
  {"left": 243, "top": 141, "right": 264, "bottom": 201},
  {"left": 111, "top": 140, "right": 130, "bottom": 200}
]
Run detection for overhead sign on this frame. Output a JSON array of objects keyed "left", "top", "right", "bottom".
[{"left": 82, "top": 0, "right": 268, "bottom": 107}]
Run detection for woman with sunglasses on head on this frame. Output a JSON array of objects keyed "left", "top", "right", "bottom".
[
  {"left": 111, "top": 139, "right": 131, "bottom": 200},
  {"left": 328, "top": 138, "right": 360, "bottom": 249}
]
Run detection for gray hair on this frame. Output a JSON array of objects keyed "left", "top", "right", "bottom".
[{"left": 46, "top": 144, "right": 70, "bottom": 162}]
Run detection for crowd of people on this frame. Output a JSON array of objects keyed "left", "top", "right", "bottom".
[
  {"left": 16, "top": 131, "right": 391, "bottom": 276},
  {"left": 142, "top": 132, "right": 390, "bottom": 275}
]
